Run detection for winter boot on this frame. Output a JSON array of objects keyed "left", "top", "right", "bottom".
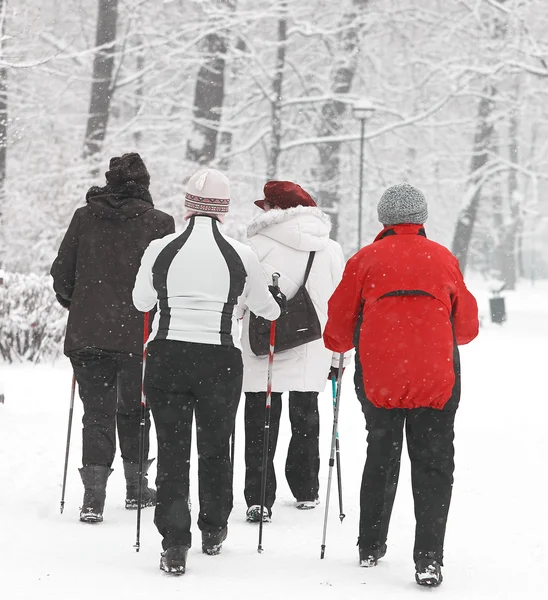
[
  {"left": 359, "top": 543, "right": 387, "bottom": 567},
  {"left": 295, "top": 497, "right": 320, "bottom": 510},
  {"left": 123, "top": 458, "right": 156, "bottom": 510},
  {"left": 415, "top": 559, "right": 443, "bottom": 587},
  {"left": 79, "top": 465, "right": 113, "bottom": 523},
  {"left": 246, "top": 505, "right": 271, "bottom": 523},
  {"left": 160, "top": 545, "right": 189, "bottom": 575},
  {"left": 202, "top": 526, "right": 228, "bottom": 556}
]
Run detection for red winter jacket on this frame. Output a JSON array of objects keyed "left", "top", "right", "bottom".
[{"left": 323, "top": 224, "right": 479, "bottom": 410}]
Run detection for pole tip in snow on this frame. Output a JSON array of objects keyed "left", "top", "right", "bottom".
[
  {"left": 257, "top": 545, "right": 263, "bottom": 554},
  {"left": 60, "top": 502, "right": 64, "bottom": 514},
  {"left": 339, "top": 513, "right": 346, "bottom": 523},
  {"left": 134, "top": 543, "right": 140, "bottom": 553},
  {"left": 320, "top": 545, "right": 326, "bottom": 559}
]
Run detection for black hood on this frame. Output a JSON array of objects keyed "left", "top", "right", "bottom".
[{"left": 85, "top": 181, "right": 153, "bottom": 220}]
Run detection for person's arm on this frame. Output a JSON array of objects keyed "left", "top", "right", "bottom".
[
  {"left": 133, "top": 240, "right": 161, "bottom": 312},
  {"left": 323, "top": 253, "right": 364, "bottom": 354},
  {"left": 50, "top": 211, "right": 80, "bottom": 309},
  {"left": 239, "top": 249, "right": 281, "bottom": 321},
  {"left": 327, "top": 241, "right": 353, "bottom": 367},
  {"left": 451, "top": 259, "right": 479, "bottom": 345}
]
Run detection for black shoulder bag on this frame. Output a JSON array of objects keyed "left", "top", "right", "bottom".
[{"left": 249, "top": 252, "right": 322, "bottom": 356}]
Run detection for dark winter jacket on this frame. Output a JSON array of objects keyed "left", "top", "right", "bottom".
[
  {"left": 51, "top": 182, "right": 175, "bottom": 355},
  {"left": 323, "top": 224, "right": 479, "bottom": 410}
]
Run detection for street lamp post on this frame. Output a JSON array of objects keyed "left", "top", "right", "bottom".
[{"left": 352, "top": 99, "right": 375, "bottom": 251}]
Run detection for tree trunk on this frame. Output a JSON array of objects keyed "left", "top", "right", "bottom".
[
  {"left": 452, "top": 2, "right": 511, "bottom": 273},
  {"left": 499, "top": 99, "right": 520, "bottom": 289},
  {"left": 451, "top": 88, "right": 496, "bottom": 272},
  {"left": 82, "top": 0, "right": 119, "bottom": 160},
  {"left": 133, "top": 37, "right": 144, "bottom": 147},
  {"left": 313, "top": 0, "right": 369, "bottom": 240},
  {"left": 217, "top": 130, "right": 233, "bottom": 171},
  {"left": 0, "top": 0, "right": 7, "bottom": 266},
  {"left": 186, "top": 0, "right": 235, "bottom": 166},
  {"left": 266, "top": 2, "right": 288, "bottom": 180},
  {"left": 491, "top": 133, "right": 503, "bottom": 276}
]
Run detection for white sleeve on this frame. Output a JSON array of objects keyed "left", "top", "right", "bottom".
[
  {"left": 238, "top": 249, "right": 281, "bottom": 321},
  {"left": 133, "top": 241, "right": 160, "bottom": 312}
]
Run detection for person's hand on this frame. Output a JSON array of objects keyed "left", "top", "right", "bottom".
[
  {"left": 269, "top": 285, "right": 287, "bottom": 316},
  {"left": 328, "top": 366, "right": 345, "bottom": 381}
]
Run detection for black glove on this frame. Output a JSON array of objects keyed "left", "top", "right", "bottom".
[
  {"left": 328, "top": 366, "right": 345, "bottom": 381},
  {"left": 55, "top": 293, "right": 71, "bottom": 310},
  {"left": 269, "top": 285, "right": 287, "bottom": 317}
]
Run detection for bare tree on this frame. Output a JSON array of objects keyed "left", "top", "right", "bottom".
[
  {"left": 186, "top": 0, "right": 236, "bottom": 166},
  {"left": 313, "top": 0, "right": 369, "bottom": 239},
  {"left": 498, "top": 87, "right": 521, "bottom": 289},
  {"left": 267, "top": 1, "right": 288, "bottom": 180},
  {"left": 452, "top": 88, "right": 497, "bottom": 272},
  {"left": 83, "top": 0, "right": 119, "bottom": 160}
]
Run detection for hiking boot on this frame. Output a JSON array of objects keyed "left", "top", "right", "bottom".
[
  {"left": 295, "top": 498, "right": 320, "bottom": 510},
  {"left": 415, "top": 559, "right": 443, "bottom": 587},
  {"left": 246, "top": 505, "right": 271, "bottom": 523},
  {"left": 79, "top": 465, "right": 113, "bottom": 523},
  {"left": 359, "top": 543, "right": 387, "bottom": 567},
  {"left": 202, "top": 527, "right": 228, "bottom": 555},
  {"left": 123, "top": 458, "right": 156, "bottom": 510},
  {"left": 160, "top": 545, "right": 189, "bottom": 575}
]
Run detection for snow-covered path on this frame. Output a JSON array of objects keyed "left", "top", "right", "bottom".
[{"left": 0, "top": 283, "right": 546, "bottom": 599}]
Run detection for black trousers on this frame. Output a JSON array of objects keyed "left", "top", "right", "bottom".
[
  {"left": 69, "top": 349, "right": 150, "bottom": 467},
  {"left": 144, "top": 340, "right": 242, "bottom": 550},
  {"left": 355, "top": 368, "right": 456, "bottom": 565},
  {"left": 244, "top": 391, "right": 320, "bottom": 512}
]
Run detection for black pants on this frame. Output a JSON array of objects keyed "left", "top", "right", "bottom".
[
  {"left": 69, "top": 349, "right": 150, "bottom": 467},
  {"left": 355, "top": 369, "right": 456, "bottom": 565},
  {"left": 144, "top": 340, "right": 242, "bottom": 550},
  {"left": 244, "top": 391, "right": 320, "bottom": 512}
]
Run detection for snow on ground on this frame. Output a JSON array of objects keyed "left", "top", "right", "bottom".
[{"left": 0, "top": 281, "right": 546, "bottom": 599}]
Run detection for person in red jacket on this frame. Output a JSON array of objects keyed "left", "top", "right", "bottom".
[{"left": 323, "top": 183, "right": 478, "bottom": 588}]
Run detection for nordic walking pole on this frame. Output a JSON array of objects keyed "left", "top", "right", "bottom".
[
  {"left": 331, "top": 365, "right": 345, "bottom": 523},
  {"left": 134, "top": 311, "right": 150, "bottom": 553},
  {"left": 60, "top": 373, "right": 77, "bottom": 514},
  {"left": 321, "top": 352, "right": 345, "bottom": 559},
  {"left": 258, "top": 273, "right": 280, "bottom": 554}
]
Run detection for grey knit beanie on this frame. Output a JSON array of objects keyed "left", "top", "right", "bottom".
[{"left": 377, "top": 183, "right": 428, "bottom": 226}]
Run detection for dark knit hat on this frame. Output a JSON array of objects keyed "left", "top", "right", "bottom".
[
  {"left": 377, "top": 183, "right": 428, "bottom": 226},
  {"left": 255, "top": 181, "right": 317, "bottom": 210},
  {"left": 105, "top": 153, "right": 150, "bottom": 188}
]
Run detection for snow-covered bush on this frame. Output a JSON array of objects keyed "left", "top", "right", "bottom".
[{"left": 0, "top": 270, "right": 66, "bottom": 363}]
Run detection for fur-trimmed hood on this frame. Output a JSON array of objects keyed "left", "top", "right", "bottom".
[{"left": 247, "top": 206, "right": 332, "bottom": 251}]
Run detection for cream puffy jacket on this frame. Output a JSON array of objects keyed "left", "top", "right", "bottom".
[{"left": 241, "top": 206, "right": 346, "bottom": 393}]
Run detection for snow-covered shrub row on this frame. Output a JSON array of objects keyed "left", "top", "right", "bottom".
[{"left": 0, "top": 270, "right": 66, "bottom": 363}]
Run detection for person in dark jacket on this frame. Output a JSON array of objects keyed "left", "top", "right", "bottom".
[
  {"left": 323, "top": 183, "right": 479, "bottom": 588},
  {"left": 51, "top": 153, "right": 175, "bottom": 523}
]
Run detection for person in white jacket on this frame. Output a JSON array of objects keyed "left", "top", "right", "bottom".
[
  {"left": 240, "top": 181, "right": 346, "bottom": 522},
  {"left": 132, "top": 168, "right": 284, "bottom": 575}
]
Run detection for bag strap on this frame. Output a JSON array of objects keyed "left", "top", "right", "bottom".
[{"left": 303, "top": 252, "right": 316, "bottom": 286}]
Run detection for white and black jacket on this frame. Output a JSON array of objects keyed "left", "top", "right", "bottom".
[{"left": 133, "top": 215, "right": 281, "bottom": 348}]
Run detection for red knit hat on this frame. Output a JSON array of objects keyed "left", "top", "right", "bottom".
[{"left": 254, "top": 181, "right": 317, "bottom": 210}]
